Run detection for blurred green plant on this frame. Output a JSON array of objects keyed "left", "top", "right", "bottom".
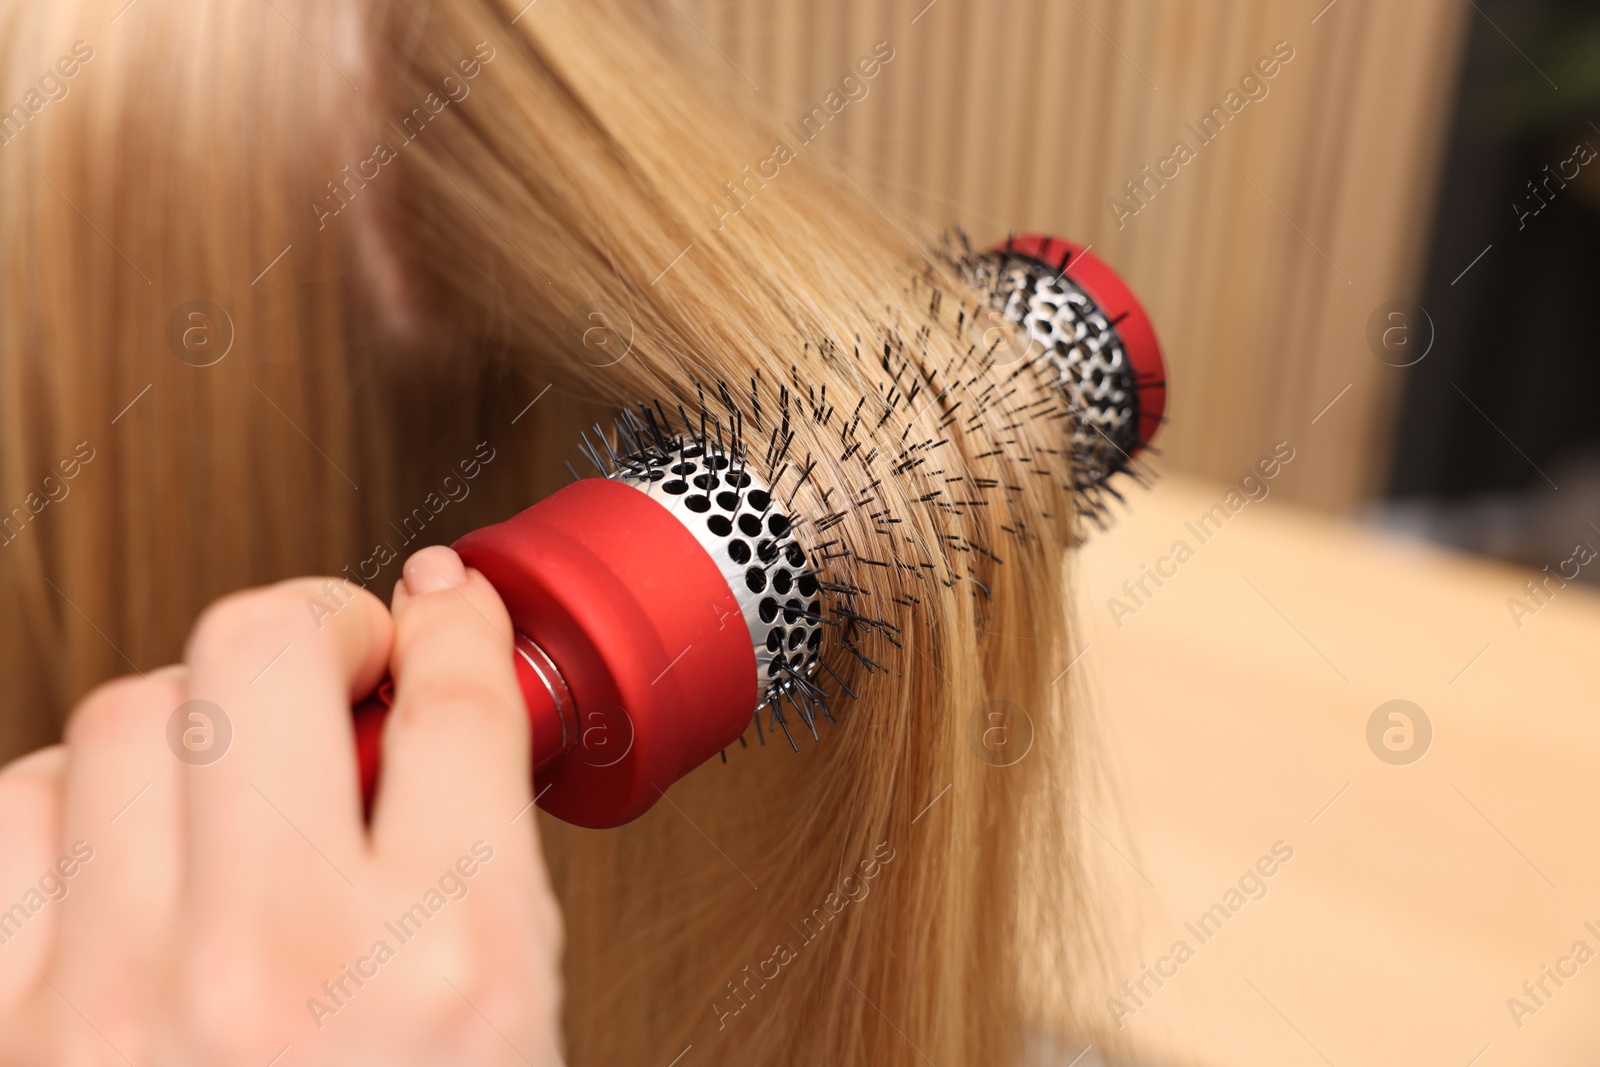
[{"left": 1475, "top": 6, "right": 1600, "bottom": 134}]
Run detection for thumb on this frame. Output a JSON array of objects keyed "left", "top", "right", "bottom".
[{"left": 370, "top": 546, "right": 534, "bottom": 864}]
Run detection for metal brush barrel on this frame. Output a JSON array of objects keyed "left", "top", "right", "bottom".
[{"left": 607, "top": 439, "right": 825, "bottom": 717}]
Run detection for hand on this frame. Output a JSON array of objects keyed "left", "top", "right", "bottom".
[{"left": 0, "top": 547, "right": 563, "bottom": 1066}]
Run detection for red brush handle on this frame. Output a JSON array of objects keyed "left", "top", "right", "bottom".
[
  {"left": 353, "top": 635, "right": 574, "bottom": 816},
  {"left": 350, "top": 478, "right": 757, "bottom": 829},
  {"left": 995, "top": 234, "right": 1167, "bottom": 452}
]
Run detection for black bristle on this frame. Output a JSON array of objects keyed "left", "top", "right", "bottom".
[{"left": 542, "top": 230, "right": 1151, "bottom": 772}]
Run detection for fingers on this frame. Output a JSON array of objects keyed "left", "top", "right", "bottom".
[
  {"left": 50, "top": 668, "right": 186, "bottom": 1012},
  {"left": 181, "top": 578, "right": 392, "bottom": 904},
  {"left": 0, "top": 746, "right": 65, "bottom": 1000},
  {"left": 371, "top": 547, "right": 533, "bottom": 867}
]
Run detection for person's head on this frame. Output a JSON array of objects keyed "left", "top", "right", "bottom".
[{"left": 0, "top": 1, "right": 1093, "bottom": 1060}]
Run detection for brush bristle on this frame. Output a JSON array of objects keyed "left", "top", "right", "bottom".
[
  {"left": 566, "top": 236, "right": 1148, "bottom": 751},
  {"left": 939, "top": 229, "right": 1158, "bottom": 526}
]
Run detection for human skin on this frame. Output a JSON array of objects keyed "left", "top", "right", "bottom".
[{"left": 0, "top": 546, "right": 563, "bottom": 1066}]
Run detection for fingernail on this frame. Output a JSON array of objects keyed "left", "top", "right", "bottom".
[{"left": 403, "top": 546, "right": 466, "bottom": 596}]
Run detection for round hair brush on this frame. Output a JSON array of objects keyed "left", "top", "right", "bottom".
[
  {"left": 354, "top": 413, "right": 828, "bottom": 829},
  {"left": 353, "top": 235, "right": 1164, "bottom": 829},
  {"left": 962, "top": 234, "right": 1166, "bottom": 504}
]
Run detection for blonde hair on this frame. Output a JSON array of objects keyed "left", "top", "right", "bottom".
[{"left": 0, "top": 0, "right": 1097, "bottom": 1061}]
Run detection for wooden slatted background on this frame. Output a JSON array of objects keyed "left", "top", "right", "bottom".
[{"left": 695, "top": 0, "right": 1469, "bottom": 512}]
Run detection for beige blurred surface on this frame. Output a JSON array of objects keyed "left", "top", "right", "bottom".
[{"left": 1071, "top": 473, "right": 1600, "bottom": 1066}]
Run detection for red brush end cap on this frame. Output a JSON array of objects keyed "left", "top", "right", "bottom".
[
  {"left": 454, "top": 479, "right": 756, "bottom": 828},
  {"left": 997, "top": 234, "right": 1167, "bottom": 452}
]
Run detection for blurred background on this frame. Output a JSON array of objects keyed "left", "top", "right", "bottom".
[
  {"left": 700, "top": 0, "right": 1600, "bottom": 551},
  {"left": 701, "top": 0, "right": 1463, "bottom": 515},
  {"left": 688, "top": 2, "right": 1600, "bottom": 1064}
]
